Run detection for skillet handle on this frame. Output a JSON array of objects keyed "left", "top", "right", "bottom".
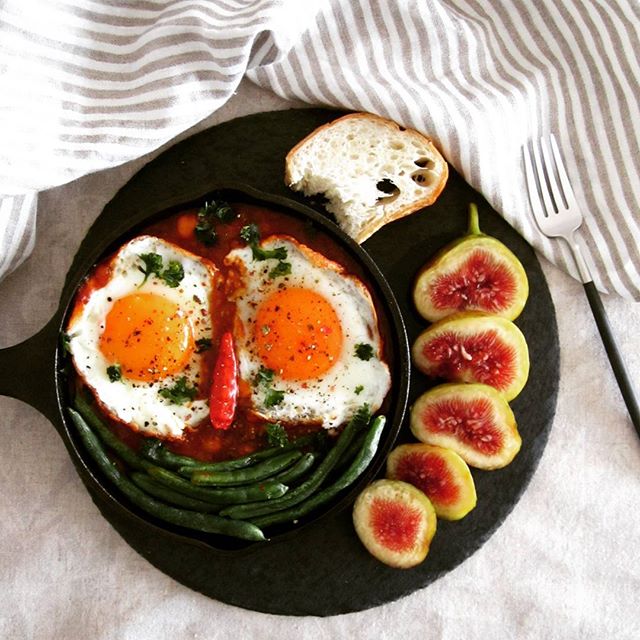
[{"left": 0, "top": 313, "right": 61, "bottom": 424}]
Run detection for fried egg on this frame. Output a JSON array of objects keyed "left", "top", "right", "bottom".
[
  {"left": 67, "top": 236, "right": 216, "bottom": 438},
  {"left": 225, "top": 236, "right": 391, "bottom": 429}
]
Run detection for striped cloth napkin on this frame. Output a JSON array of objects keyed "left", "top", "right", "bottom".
[{"left": 1, "top": 0, "right": 638, "bottom": 298}]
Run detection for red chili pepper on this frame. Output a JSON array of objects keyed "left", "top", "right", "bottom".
[{"left": 209, "top": 331, "right": 238, "bottom": 430}]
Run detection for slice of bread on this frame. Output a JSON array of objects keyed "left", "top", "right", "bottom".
[{"left": 285, "top": 112, "right": 448, "bottom": 243}]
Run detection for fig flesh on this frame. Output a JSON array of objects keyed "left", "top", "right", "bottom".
[
  {"left": 386, "top": 443, "right": 476, "bottom": 520},
  {"left": 410, "top": 383, "right": 521, "bottom": 469},
  {"left": 353, "top": 479, "right": 437, "bottom": 568},
  {"left": 413, "top": 203, "right": 529, "bottom": 322},
  {"left": 411, "top": 311, "right": 530, "bottom": 401}
]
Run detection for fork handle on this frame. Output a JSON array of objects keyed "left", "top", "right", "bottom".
[{"left": 583, "top": 281, "right": 640, "bottom": 438}]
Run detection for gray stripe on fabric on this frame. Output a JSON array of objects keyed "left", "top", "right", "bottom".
[
  {"left": 536, "top": 1, "right": 639, "bottom": 296},
  {"left": 485, "top": 0, "right": 632, "bottom": 296},
  {"left": 2, "top": 43, "right": 246, "bottom": 85},
  {"left": 1, "top": 0, "right": 638, "bottom": 297},
  {"left": 314, "top": 9, "right": 370, "bottom": 110},
  {"left": 43, "top": 0, "right": 274, "bottom": 29},
  {"left": 0, "top": 194, "right": 37, "bottom": 279},
  {"left": 0, "top": 19, "right": 250, "bottom": 66}
]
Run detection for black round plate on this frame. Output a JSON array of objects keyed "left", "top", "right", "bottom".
[{"left": 62, "top": 109, "right": 560, "bottom": 615}]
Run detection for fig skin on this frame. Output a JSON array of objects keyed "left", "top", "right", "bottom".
[
  {"left": 410, "top": 383, "right": 522, "bottom": 470},
  {"left": 386, "top": 443, "right": 477, "bottom": 521},
  {"left": 413, "top": 203, "right": 529, "bottom": 322},
  {"left": 411, "top": 311, "right": 530, "bottom": 401},
  {"left": 353, "top": 479, "right": 437, "bottom": 569}
]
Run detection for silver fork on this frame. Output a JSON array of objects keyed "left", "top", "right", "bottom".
[{"left": 523, "top": 135, "right": 639, "bottom": 437}]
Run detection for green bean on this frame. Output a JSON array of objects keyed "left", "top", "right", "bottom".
[
  {"left": 141, "top": 433, "right": 321, "bottom": 473},
  {"left": 250, "top": 416, "right": 386, "bottom": 528},
  {"left": 220, "top": 406, "right": 371, "bottom": 520},
  {"left": 68, "top": 409, "right": 265, "bottom": 541},
  {"left": 130, "top": 473, "right": 222, "bottom": 513},
  {"left": 74, "top": 394, "right": 150, "bottom": 471},
  {"left": 271, "top": 452, "right": 316, "bottom": 485},
  {"left": 333, "top": 430, "right": 367, "bottom": 476},
  {"left": 186, "top": 450, "right": 302, "bottom": 486},
  {"left": 138, "top": 439, "right": 218, "bottom": 470},
  {"left": 147, "top": 466, "right": 288, "bottom": 504}
]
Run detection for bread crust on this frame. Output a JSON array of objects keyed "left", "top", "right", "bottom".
[{"left": 284, "top": 112, "right": 448, "bottom": 243}]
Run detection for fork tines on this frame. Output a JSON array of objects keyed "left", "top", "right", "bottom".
[{"left": 523, "top": 134, "right": 581, "bottom": 235}]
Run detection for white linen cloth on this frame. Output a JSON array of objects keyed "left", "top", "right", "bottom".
[
  {"left": 1, "top": 80, "right": 639, "bottom": 640},
  {"left": 1, "top": 0, "right": 639, "bottom": 298}
]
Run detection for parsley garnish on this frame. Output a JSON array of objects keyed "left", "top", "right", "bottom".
[
  {"left": 264, "top": 388, "right": 285, "bottom": 407},
  {"left": 239, "top": 223, "right": 289, "bottom": 278},
  {"left": 253, "top": 366, "right": 285, "bottom": 407},
  {"left": 137, "top": 253, "right": 184, "bottom": 288},
  {"left": 355, "top": 384, "right": 364, "bottom": 395},
  {"left": 268, "top": 261, "right": 292, "bottom": 279},
  {"left": 354, "top": 343, "right": 375, "bottom": 361},
  {"left": 351, "top": 404, "right": 372, "bottom": 430},
  {"left": 252, "top": 245, "right": 288, "bottom": 262},
  {"left": 195, "top": 338, "right": 212, "bottom": 353},
  {"left": 240, "top": 223, "right": 260, "bottom": 245},
  {"left": 195, "top": 219, "right": 217, "bottom": 245},
  {"left": 107, "top": 364, "right": 122, "bottom": 382},
  {"left": 138, "top": 252, "right": 163, "bottom": 285},
  {"left": 161, "top": 260, "right": 184, "bottom": 288},
  {"left": 60, "top": 331, "right": 77, "bottom": 355},
  {"left": 253, "top": 366, "right": 274, "bottom": 387},
  {"left": 195, "top": 199, "right": 235, "bottom": 245},
  {"left": 265, "top": 422, "right": 289, "bottom": 447},
  {"left": 159, "top": 376, "right": 197, "bottom": 404}
]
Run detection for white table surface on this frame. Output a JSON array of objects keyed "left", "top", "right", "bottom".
[{"left": 1, "top": 81, "right": 639, "bottom": 640}]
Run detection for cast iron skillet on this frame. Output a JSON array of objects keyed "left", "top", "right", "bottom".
[
  {"left": 0, "top": 109, "right": 559, "bottom": 615},
  {"left": 0, "top": 183, "right": 410, "bottom": 553}
]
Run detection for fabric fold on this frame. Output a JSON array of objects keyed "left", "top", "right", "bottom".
[{"left": 1, "top": 0, "right": 638, "bottom": 298}]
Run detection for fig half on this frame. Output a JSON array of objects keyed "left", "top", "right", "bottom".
[
  {"left": 386, "top": 444, "right": 476, "bottom": 520},
  {"left": 413, "top": 203, "right": 529, "bottom": 321},
  {"left": 412, "top": 311, "right": 530, "bottom": 401},
  {"left": 353, "top": 479, "right": 437, "bottom": 569},
  {"left": 410, "top": 383, "right": 522, "bottom": 469}
]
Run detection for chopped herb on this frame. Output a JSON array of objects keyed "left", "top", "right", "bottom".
[
  {"left": 159, "top": 376, "right": 197, "bottom": 404},
  {"left": 208, "top": 200, "right": 235, "bottom": 222},
  {"left": 264, "top": 388, "right": 285, "bottom": 407},
  {"left": 107, "top": 364, "right": 122, "bottom": 382},
  {"left": 60, "top": 332, "right": 76, "bottom": 355},
  {"left": 251, "top": 245, "right": 288, "bottom": 262},
  {"left": 253, "top": 366, "right": 274, "bottom": 387},
  {"left": 240, "top": 222, "right": 289, "bottom": 277},
  {"left": 253, "top": 365, "right": 284, "bottom": 407},
  {"left": 137, "top": 253, "right": 184, "bottom": 288},
  {"left": 265, "top": 422, "right": 289, "bottom": 447},
  {"left": 195, "top": 199, "right": 235, "bottom": 245},
  {"left": 353, "top": 404, "right": 372, "bottom": 430},
  {"left": 240, "top": 223, "right": 260, "bottom": 245},
  {"left": 195, "top": 338, "right": 212, "bottom": 353},
  {"left": 195, "top": 219, "right": 217, "bottom": 246},
  {"left": 261, "top": 325, "right": 271, "bottom": 336},
  {"left": 355, "top": 384, "right": 364, "bottom": 395},
  {"left": 138, "top": 252, "right": 163, "bottom": 285},
  {"left": 354, "top": 343, "right": 375, "bottom": 361},
  {"left": 268, "top": 261, "right": 291, "bottom": 279},
  {"left": 160, "top": 260, "right": 184, "bottom": 287}
]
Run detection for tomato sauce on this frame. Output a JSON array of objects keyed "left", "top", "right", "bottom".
[{"left": 70, "top": 201, "right": 391, "bottom": 462}]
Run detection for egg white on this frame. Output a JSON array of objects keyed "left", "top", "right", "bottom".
[
  {"left": 67, "top": 236, "right": 215, "bottom": 439},
  {"left": 225, "top": 236, "right": 391, "bottom": 429}
]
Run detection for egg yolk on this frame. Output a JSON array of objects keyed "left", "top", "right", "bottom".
[
  {"left": 254, "top": 287, "right": 343, "bottom": 380},
  {"left": 99, "top": 293, "right": 195, "bottom": 381}
]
